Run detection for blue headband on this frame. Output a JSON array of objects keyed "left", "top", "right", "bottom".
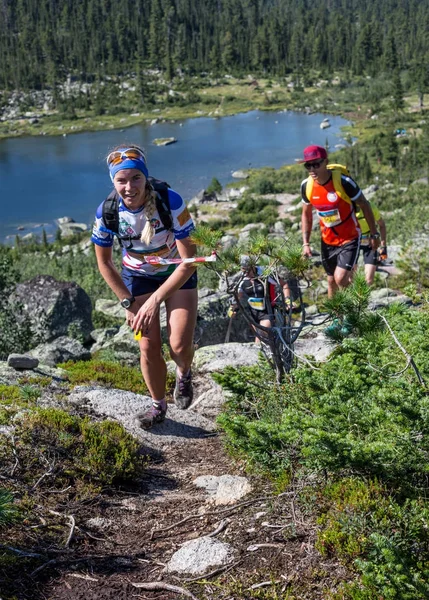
[{"left": 109, "top": 156, "right": 149, "bottom": 182}]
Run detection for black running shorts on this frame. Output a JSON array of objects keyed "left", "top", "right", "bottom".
[
  {"left": 321, "top": 238, "right": 360, "bottom": 276},
  {"left": 361, "top": 244, "right": 378, "bottom": 266}
]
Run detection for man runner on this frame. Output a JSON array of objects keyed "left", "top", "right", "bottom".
[{"left": 300, "top": 145, "right": 380, "bottom": 297}]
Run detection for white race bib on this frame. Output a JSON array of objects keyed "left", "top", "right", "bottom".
[{"left": 318, "top": 208, "right": 341, "bottom": 228}]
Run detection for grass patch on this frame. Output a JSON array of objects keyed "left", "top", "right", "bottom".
[
  {"left": 0, "top": 383, "right": 41, "bottom": 425},
  {"left": 59, "top": 359, "right": 149, "bottom": 394}
]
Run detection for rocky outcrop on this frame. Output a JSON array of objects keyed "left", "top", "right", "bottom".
[
  {"left": 14, "top": 275, "right": 93, "bottom": 343},
  {"left": 29, "top": 336, "right": 91, "bottom": 366}
]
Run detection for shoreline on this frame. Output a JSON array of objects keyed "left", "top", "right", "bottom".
[{"left": 0, "top": 76, "right": 347, "bottom": 141}]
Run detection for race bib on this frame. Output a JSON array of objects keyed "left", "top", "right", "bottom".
[
  {"left": 318, "top": 208, "right": 341, "bottom": 228},
  {"left": 248, "top": 297, "right": 265, "bottom": 311},
  {"left": 360, "top": 234, "right": 370, "bottom": 246}
]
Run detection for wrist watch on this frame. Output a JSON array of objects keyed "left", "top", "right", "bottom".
[
  {"left": 370, "top": 232, "right": 380, "bottom": 240},
  {"left": 120, "top": 296, "right": 135, "bottom": 309}
]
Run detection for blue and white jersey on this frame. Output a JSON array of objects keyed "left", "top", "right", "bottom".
[{"left": 91, "top": 188, "right": 195, "bottom": 276}]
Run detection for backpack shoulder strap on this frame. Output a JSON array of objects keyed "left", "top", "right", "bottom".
[
  {"left": 305, "top": 176, "right": 314, "bottom": 201},
  {"left": 102, "top": 190, "right": 120, "bottom": 234},
  {"left": 331, "top": 169, "right": 352, "bottom": 206},
  {"left": 149, "top": 176, "right": 173, "bottom": 231}
]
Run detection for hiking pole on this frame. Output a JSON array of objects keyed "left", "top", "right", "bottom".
[{"left": 144, "top": 252, "right": 217, "bottom": 265}]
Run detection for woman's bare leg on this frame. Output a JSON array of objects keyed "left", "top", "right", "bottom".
[
  {"left": 166, "top": 288, "right": 198, "bottom": 408},
  {"left": 133, "top": 293, "right": 166, "bottom": 400},
  {"left": 165, "top": 288, "right": 198, "bottom": 374}
]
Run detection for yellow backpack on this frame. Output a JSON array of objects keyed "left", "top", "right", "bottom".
[{"left": 305, "top": 163, "right": 353, "bottom": 206}]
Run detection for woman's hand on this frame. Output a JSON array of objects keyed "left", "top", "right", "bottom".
[{"left": 131, "top": 296, "right": 160, "bottom": 335}]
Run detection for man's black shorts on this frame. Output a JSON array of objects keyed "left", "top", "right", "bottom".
[
  {"left": 361, "top": 244, "right": 378, "bottom": 266},
  {"left": 321, "top": 238, "right": 360, "bottom": 276}
]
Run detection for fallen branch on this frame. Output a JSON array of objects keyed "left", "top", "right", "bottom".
[
  {"left": 49, "top": 510, "right": 76, "bottom": 547},
  {"left": 0, "top": 544, "right": 44, "bottom": 558},
  {"left": 65, "top": 514, "right": 76, "bottom": 548},
  {"left": 247, "top": 543, "right": 285, "bottom": 552},
  {"left": 130, "top": 581, "right": 199, "bottom": 599},
  {"left": 247, "top": 580, "right": 281, "bottom": 590},
  {"left": 206, "top": 518, "right": 230, "bottom": 537}
]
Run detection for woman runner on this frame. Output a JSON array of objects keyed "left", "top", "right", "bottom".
[{"left": 91, "top": 144, "right": 197, "bottom": 429}]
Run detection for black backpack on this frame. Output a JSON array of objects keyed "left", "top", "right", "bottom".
[{"left": 102, "top": 177, "right": 173, "bottom": 247}]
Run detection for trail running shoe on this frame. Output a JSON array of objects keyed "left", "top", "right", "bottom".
[
  {"left": 137, "top": 402, "right": 167, "bottom": 430},
  {"left": 173, "top": 370, "right": 193, "bottom": 409}
]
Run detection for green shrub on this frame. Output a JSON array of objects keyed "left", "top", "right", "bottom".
[
  {"left": 318, "top": 478, "right": 429, "bottom": 599},
  {"left": 216, "top": 305, "right": 429, "bottom": 487},
  {"left": 206, "top": 177, "right": 222, "bottom": 195},
  {"left": 12, "top": 407, "right": 144, "bottom": 486}
]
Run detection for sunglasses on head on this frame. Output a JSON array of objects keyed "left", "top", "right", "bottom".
[
  {"left": 304, "top": 160, "right": 324, "bottom": 170},
  {"left": 107, "top": 148, "right": 146, "bottom": 167}
]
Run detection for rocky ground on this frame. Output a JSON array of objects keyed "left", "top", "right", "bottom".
[{"left": 0, "top": 346, "right": 353, "bottom": 600}]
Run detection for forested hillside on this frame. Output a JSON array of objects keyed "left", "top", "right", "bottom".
[{"left": 1, "top": 0, "right": 429, "bottom": 90}]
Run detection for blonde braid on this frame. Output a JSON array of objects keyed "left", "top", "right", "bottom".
[{"left": 140, "top": 186, "right": 158, "bottom": 246}]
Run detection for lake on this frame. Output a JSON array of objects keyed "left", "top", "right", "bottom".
[{"left": 0, "top": 110, "right": 349, "bottom": 243}]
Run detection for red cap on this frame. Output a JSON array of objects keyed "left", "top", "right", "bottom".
[{"left": 299, "top": 145, "right": 328, "bottom": 163}]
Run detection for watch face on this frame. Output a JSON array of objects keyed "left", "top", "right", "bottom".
[{"left": 121, "top": 298, "right": 131, "bottom": 309}]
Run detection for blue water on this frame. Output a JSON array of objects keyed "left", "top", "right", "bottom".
[{"left": 0, "top": 110, "right": 349, "bottom": 243}]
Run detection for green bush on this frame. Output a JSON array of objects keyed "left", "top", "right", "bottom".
[
  {"left": 206, "top": 177, "right": 222, "bottom": 195},
  {"left": 12, "top": 407, "right": 144, "bottom": 486},
  {"left": 215, "top": 303, "right": 429, "bottom": 597},
  {"left": 319, "top": 478, "right": 429, "bottom": 599}
]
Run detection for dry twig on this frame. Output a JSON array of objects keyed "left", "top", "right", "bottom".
[
  {"left": 206, "top": 518, "right": 230, "bottom": 537},
  {"left": 130, "top": 581, "right": 199, "bottom": 599}
]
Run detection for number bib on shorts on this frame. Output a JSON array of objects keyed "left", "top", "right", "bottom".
[
  {"left": 360, "top": 234, "right": 370, "bottom": 246},
  {"left": 248, "top": 297, "right": 265, "bottom": 311},
  {"left": 317, "top": 208, "right": 341, "bottom": 228}
]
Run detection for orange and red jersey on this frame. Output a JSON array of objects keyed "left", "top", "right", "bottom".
[{"left": 301, "top": 174, "right": 362, "bottom": 246}]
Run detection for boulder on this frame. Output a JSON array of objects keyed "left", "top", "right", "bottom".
[
  {"left": 194, "top": 342, "right": 260, "bottom": 372},
  {"left": 14, "top": 275, "right": 93, "bottom": 343},
  {"left": 29, "top": 336, "right": 91, "bottom": 366},
  {"left": 7, "top": 354, "right": 39, "bottom": 370}
]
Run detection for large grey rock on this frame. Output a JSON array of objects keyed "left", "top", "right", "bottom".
[
  {"left": 231, "top": 170, "right": 249, "bottom": 179},
  {"left": 166, "top": 536, "right": 235, "bottom": 575},
  {"left": 294, "top": 332, "right": 334, "bottom": 363},
  {"left": 15, "top": 275, "right": 93, "bottom": 343},
  {"left": 95, "top": 299, "right": 124, "bottom": 319},
  {"left": 368, "top": 288, "right": 412, "bottom": 309},
  {"left": 7, "top": 354, "right": 39, "bottom": 370},
  {"left": 194, "top": 343, "right": 260, "bottom": 373},
  {"left": 29, "top": 336, "right": 91, "bottom": 366}
]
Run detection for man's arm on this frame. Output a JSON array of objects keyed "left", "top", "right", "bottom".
[
  {"left": 378, "top": 217, "right": 387, "bottom": 247},
  {"left": 301, "top": 203, "right": 313, "bottom": 256},
  {"left": 355, "top": 195, "right": 380, "bottom": 250}
]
